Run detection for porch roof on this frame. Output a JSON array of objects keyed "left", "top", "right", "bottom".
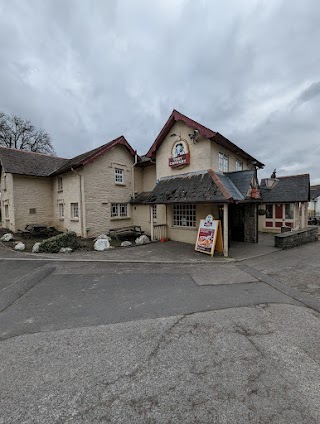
[
  {"left": 131, "top": 169, "right": 249, "bottom": 205},
  {"left": 260, "top": 174, "right": 310, "bottom": 203}
]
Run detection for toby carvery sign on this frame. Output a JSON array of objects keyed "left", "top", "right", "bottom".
[{"left": 168, "top": 138, "right": 190, "bottom": 168}]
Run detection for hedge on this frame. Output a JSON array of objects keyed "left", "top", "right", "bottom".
[{"left": 38, "top": 231, "right": 80, "bottom": 253}]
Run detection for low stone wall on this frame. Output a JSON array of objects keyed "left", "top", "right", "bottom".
[{"left": 274, "top": 227, "right": 318, "bottom": 249}]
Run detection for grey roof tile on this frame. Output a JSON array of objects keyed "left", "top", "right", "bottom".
[
  {"left": 226, "top": 170, "right": 255, "bottom": 198},
  {"left": 131, "top": 170, "right": 255, "bottom": 204},
  {"left": 260, "top": 174, "right": 310, "bottom": 203},
  {"left": 0, "top": 147, "right": 68, "bottom": 177}
]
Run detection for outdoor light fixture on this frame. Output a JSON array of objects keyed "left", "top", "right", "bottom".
[
  {"left": 189, "top": 129, "right": 199, "bottom": 144},
  {"left": 264, "top": 178, "right": 279, "bottom": 190}
]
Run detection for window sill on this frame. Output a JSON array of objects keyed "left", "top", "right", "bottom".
[
  {"left": 171, "top": 226, "right": 197, "bottom": 231},
  {"left": 70, "top": 218, "right": 79, "bottom": 222},
  {"left": 110, "top": 216, "right": 131, "bottom": 221},
  {"left": 115, "top": 182, "right": 126, "bottom": 186},
  {"left": 59, "top": 218, "right": 64, "bottom": 221},
  {"left": 57, "top": 190, "right": 63, "bottom": 193}
]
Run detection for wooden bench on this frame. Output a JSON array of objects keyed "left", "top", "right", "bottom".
[{"left": 108, "top": 225, "right": 143, "bottom": 242}]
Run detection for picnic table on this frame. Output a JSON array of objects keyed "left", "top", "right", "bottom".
[
  {"left": 108, "top": 225, "right": 144, "bottom": 242},
  {"left": 19, "top": 224, "right": 61, "bottom": 239}
]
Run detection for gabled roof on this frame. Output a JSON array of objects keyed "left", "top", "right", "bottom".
[
  {"left": 0, "top": 146, "right": 68, "bottom": 177},
  {"left": 0, "top": 136, "right": 137, "bottom": 177},
  {"left": 131, "top": 169, "right": 253, "bottom": 205},
  {"left": 52, "top": 136, "right": 137, "bottom": 175},
  {"left": 226, "top": 170, "right": 256, "bottom": 198},
  {"left": 260, "top": 174, "right": 310, "bottom": 203},
  {"left": 310, "top": 184, "right": 320, "bottom": 200},
  {"left": 146, "top": 109, "right": 264, "bottom": 168}
]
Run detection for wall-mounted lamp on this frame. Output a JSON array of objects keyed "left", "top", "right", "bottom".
[{"left": 264, "top": 178, "right": 279, "bottom": 190}]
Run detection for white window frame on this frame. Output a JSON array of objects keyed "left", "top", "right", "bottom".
[
  {"left": 71, "top": 202, "right": 79, "bottom": 219},
  {"left": 219, "top": 152, "right": 229, "bottom": 172},
  {"left": 151, "top": 205, "right": 157, "bottom": 222},
  {"left": 58, "top": 202, "right": 64, "bottom": 219},
  {"left": 173, "top": 204, "right": 196, "bottom": 227},
  {"left": 111, "top": 203, "right": 129, "bottom": 218},
  {"left": 265, "top": 203, "right": 295, "bottom": 228},
  {"left": 58, "top": 176, "right": 63, "bottom": 192},
  {"left": 236, "top": 159, "right": 243, "bottom": 171},
  {"left": 115, "top": 168, "right": 125, "bottom": 184}
]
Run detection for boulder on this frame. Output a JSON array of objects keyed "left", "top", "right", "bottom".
[
  {"left": 135, "top": 235, "right": 150, "bottom": 245},
  {"left": 94, "top": 238, "right": 110, "bottom": 251},
  {"left": 121, "top": 241, "right": 132, "bottom": 247},
  {"left": 1, "top": 233, "right": 13, "bottom": 242},
  {"left": 59, "top": 247, "right": 73, "bottom": 253},
  {"left": 32, "top": 242, "right": 41, "bottom": 253},
  {"left": 95, "top": 234, "right": 111, "bottom": 242},
  {"left": 14, "top": 242, "right": 25, "bottom": 251}
]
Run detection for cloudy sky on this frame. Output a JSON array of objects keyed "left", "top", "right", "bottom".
[{"left": 0, "top": 0, "right": 320, "bottom": 182}]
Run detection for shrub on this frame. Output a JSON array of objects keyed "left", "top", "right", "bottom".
[{"left": 38, "top": 231, "right": 80, "bottom": 253}]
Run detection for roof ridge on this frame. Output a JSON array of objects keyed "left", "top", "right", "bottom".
[
  {"left": 207, "top": 169, "right": 233, "bottom": 200},
  {"left": 261, "top": 173, "right": 309, "bottom": 180},
  {"left": 172, "top": 109, "right": 217, "bottom": 136},
  {"left": 0, "top": 145, "right": 67, "bottom": 160}
]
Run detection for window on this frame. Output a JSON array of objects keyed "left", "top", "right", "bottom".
[
  {"left": 173, "top": 204, "right": 196, "bottom": 227},
  {"left": 58, "top": 177, "right": 63, "bottom": 192},
  {"left": 115, "top": 168, "right": 124, "bottom": 184},
  {"left": 266, "top": 204, "right": 273, "bottom": 219},
  {"left": 236, "top": 159, "right": 243, "bottom": 171},
  {"left": 4, "top": 204, "right": 9, "bottom": 219},
  {"left": 285, "top": 203, "right": 294, "bottom": 219},
  {"left": 151, "top": 205, "right": 157, "bottom": 222},
  {"left": 219, "top": 153, "right": 229, "bottom": 172},
  {"left": 59, "top": 203, "right": 64, "bottom": 219},
  {"left": 29, "top": 208, "right": 36, "bottom": 215},
  {"left": 111, "top": 203, "right": 128, "bottom": 218},
  {"left": 71, "top": 203, "right": 79, "bottom": 219}
]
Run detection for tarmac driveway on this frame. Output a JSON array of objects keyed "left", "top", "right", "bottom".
[
  {"left": 1, "top": 304, "right": 320, "bottom": 423},
  {"left": 0, "top": 262, "right": 299, "bottom": 341}
]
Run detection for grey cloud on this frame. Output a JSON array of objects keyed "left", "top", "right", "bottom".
[
  {"left": 296, "top": 81, "right": 320, "bottom": 105},
  {"left": 0, "top": 0, "right": 320, "bottom": 182}
]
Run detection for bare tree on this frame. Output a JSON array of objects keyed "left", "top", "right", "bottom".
[{"left": 0, "top": 112, "right": 55, "bottom": 154}]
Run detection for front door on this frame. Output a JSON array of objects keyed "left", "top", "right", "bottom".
[{"left": 229, "top": 204, "right": 245, "bottom": 243}]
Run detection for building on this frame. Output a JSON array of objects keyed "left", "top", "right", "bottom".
[
  {"left": 308, "top": 185, "right": 320, "bottom": 216},
  {"left": 258, "top": 174, "right": 310, "bottom": 232},
  {"left": 0, "top": 109, "right": 311, "bottom": 256},
  {"left": 132, "top": 110, "right": 264, "bottom": 256},
  {"left": 0, "top": 136, "right": 137, "bottom": 238}
]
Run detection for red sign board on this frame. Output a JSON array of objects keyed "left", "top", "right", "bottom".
[{"left": 168, "top": 152, "right": 190, "bottom": 168}]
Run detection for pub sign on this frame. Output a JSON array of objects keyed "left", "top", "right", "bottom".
[{"left": 168, "top": 138, "right": 190, "bottom": 168}]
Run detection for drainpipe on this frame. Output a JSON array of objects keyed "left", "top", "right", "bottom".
[
  {"left": 131, "top": 153, "right": 138, "bottom": 199},
  {"left": 71, "top": 167, "right": 84, "bottom": 237},
  {"left": 223, "top": 203, "right": 229, "bottom": 257}
]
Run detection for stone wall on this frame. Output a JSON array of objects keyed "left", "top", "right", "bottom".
[
  {"left": 244, "top": 204, "right": 258, "bottom": 243},
  {"left": 13, "top": 175, "right": 54, "bottom": 231},
  {"left": 274, "top": 227, "right": 318, "bottom": 249}
]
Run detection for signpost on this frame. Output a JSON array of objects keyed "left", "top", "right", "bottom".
[{"left": 195, "top": 215, "right": 223, "bottom": 256}]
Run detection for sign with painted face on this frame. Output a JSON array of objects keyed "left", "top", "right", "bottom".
[
  {"left": 195, "top": 215, "right": 224, "bottom": 256},
  {"left": 168, "top": 138, "right": 190, "bottom": 168}
]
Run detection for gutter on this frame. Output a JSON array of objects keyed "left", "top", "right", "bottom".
[{"left": 131, "top": 153, "right": 138, "bottom": 199}]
